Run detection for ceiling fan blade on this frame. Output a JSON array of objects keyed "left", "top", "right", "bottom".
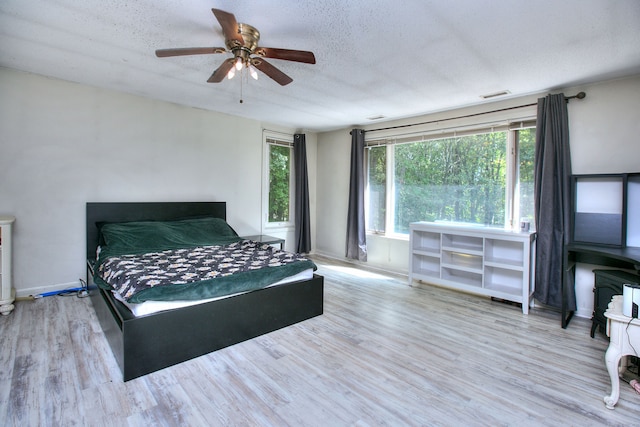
[
  {"left": 207, "top": 59, "right": 235, "bottom": 83},
  {"left": 254, "top": 47, "right": 316, "bottom": 64},
  {"left": 251, "top": 58, "right": 293, "bottom": 86},
  {"left": 211, "top": 8, "right": 244, "bottom": 47},
  {"left": 155, "top": 47, "right": 226, "bottom": 57}
]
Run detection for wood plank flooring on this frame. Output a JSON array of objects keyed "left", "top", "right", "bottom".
[{"left": 1, "top": 256, "right": 638, "bottom": 426}]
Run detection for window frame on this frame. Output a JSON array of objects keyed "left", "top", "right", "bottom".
[
  {"left": 365, "top": 121, "right": 536, "bottom": 237},
  {"left": 262, "top": 133, "right": 295, "bottom": 231}
]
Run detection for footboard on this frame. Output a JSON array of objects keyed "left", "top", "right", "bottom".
[{"left": 89, "top": 265, "right": 324, "bottom": 381}]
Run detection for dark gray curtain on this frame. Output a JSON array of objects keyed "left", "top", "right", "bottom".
[
  {"left": 294, "top": 134, "right": 311, "bottom": 253},
  {"left": 346, "top": 129, "right": 367, "bottom": 261},
  {"left": 533, "top": 93, "right": 575, "bottom": 310}
]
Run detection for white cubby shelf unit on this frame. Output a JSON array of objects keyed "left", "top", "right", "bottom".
[{"left": 409, "top": 222, "right": 536, "bottom": 314}]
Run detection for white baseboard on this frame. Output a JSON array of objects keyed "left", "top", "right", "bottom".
[{"left": 16, "top": 280, "right": 84, "bottom": 298}]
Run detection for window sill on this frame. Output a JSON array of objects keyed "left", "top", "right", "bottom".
[{"left": 366, "top": 232, "right": 409, "bottom": 242}]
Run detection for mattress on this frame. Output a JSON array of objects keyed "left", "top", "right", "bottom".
[{"left": 112, "top": 268, "right": 315, "bottom": 317}]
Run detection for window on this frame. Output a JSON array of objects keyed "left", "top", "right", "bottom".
[
  {"left": 366, "top": 125, "right": 535, "bottom": 235},
  {"left": 264, "top": 135, "right": 294, "bottom": 228},
  {"left": 516, "top": 128, "right": 535, "bottom": 223},
  {"left": 367, "top": 145, "right": 386, "bottom": 233}
]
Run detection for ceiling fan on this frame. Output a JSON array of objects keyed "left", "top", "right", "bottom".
[{"left": 155, "top": 8, "right": 316, "bottom": 86}]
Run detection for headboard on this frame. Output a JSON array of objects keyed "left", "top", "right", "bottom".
[{"left": 86, "top": 202, "right": 227, "bottom": 260}]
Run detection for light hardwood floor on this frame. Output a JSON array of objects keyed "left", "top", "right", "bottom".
[{"left": 1, "top": 256, "right": 638, "bottom": 426}]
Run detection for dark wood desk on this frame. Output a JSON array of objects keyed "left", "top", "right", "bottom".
[{"left": 563, "top": 243, "right": 640, "bottom": 328}]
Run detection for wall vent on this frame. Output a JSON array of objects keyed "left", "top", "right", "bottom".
[{"left": 481, "top": 90, "right": 511, "bottom": 99}]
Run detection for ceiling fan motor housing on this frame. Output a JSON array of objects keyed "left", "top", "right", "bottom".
[{"left": 228, "top": 23, "right": 260, "bottom": 63}]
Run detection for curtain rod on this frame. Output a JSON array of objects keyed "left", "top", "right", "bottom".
[
  {"left": 366, "top": 92, "right": 586, "bottom": 133},
  {"left": 263, "top": 129, "right": 294, "bottom": 138}
]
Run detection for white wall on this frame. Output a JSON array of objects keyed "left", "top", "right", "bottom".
[
  {"left": 315, "top": 128, "right": 351, "bottom": 260},
  {"left": 316, "top": 74, "right": 640, "bottom": 318},
  {"left": 0, "top": 67, "right": 317, "bottom": 296}
]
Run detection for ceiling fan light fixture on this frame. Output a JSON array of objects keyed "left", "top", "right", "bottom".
[
  {"left": 235, "top": 57, "right": 244, "bottom": 71},
  {"left": 249, "top": 65, "right": 258, "bottom": 80},
  {"left": 227, "top": 67, "right": 236, "bottom": 79}
]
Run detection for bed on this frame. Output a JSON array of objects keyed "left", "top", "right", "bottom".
[{"left": 86, "top": 202, "right": 324, "bottom": 381}]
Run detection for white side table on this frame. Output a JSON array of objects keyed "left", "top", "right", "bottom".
[
  {"left": 0, "top": 216, "right": 16, "bottom": 316},
  {"left": 604, "top": 295, "right": 640, "bottom": 409}
]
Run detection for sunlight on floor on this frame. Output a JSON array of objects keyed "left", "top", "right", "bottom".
[{"left": 321, "top": 264, "right": 390, "bottom": 280}]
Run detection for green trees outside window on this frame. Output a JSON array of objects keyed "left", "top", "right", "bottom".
[
  {"left": 268, "top": 144, "right": 291, "bottom": 223},
  {"left": 367, "top": 128, "right": 535, "bottom": 234}
]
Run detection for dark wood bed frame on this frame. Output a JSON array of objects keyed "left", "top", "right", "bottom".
[{"left": 86, "top": 202, "right": 324, "bottom": 381}]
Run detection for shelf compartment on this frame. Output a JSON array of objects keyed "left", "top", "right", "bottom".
[
  {"left": 484, "top": 238, "right": 524, "bottom": 268},
  {"left": 412, "top": 231, "right": 441, "bottom": 253},
  {"left": 484, "top": 266, "right": 523, "bottom": 295},
  {"left": 413, "top": 249, "right": 440, "bottom": 258},
  {"left": 441, "top": 250, "right": 482, "bottom": 272},
  {"left": 442, "top": 233, "right": 483, "bottom": 253},
  {"left": 412, "top": 254, "right": 440, "bottom": 278},
  {"left": 484, "top": 259, "right": 523, "bottom": 271},
  {"left": 441, "top": 267, "right": 482, "bottom": 288}
]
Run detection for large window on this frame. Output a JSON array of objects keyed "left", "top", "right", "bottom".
[
  {"left": 264, "top": 136, "right": 294, "bottom": 228},
  {"left": 366, "top": 126, "right": 535, "bottom": 235}
]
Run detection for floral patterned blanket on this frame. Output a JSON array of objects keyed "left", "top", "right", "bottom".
[{"left": 96, "top": 240, "right": 315, "bottom": 303}]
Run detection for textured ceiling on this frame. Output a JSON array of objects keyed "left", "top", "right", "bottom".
[{"left": 1, "top": 0, "right": 639, "bottom": 131}]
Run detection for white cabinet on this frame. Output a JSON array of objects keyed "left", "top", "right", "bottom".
[
  {"left": 409, "top": 222, "right": 536, "bottom": 314},
  {"left": 0, "top": 216, "right": 16, "bottom": 315}
]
